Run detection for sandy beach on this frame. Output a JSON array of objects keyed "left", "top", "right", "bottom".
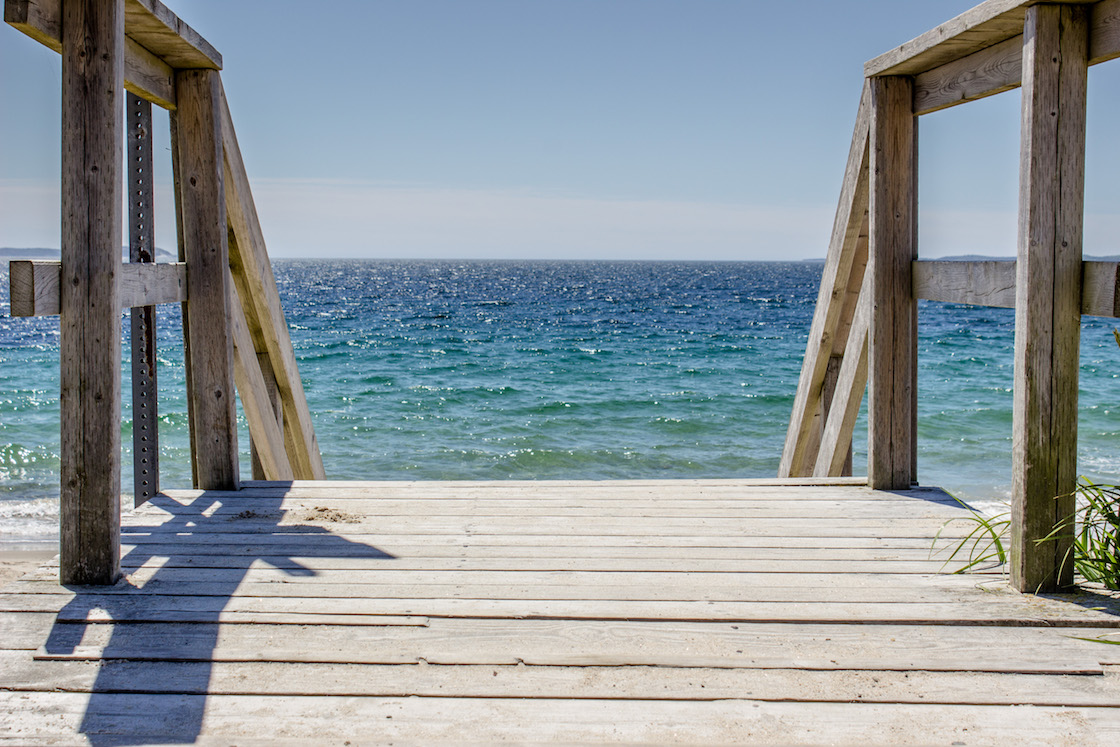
[{"left": 0, "top": 549, "right": 56, "bottom": 588}]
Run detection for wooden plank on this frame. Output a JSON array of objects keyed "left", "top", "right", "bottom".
[
  {"left": 914, "top": 34, "right": 1024, "bottom": 115},
  {"left": 1082, "top": 260, "right": 1120, "bottom": 317},
  {"left": 173, "top": 69, "right": 239, "bottom": 491},
  {"left": 1012, "top": 4, "right": 1088, "bottom": 592},
  {"left": 122, "top": 0, "right": 220, "bottom": 69},
  {"left": 1092, "top": 0, "right": 1120, "bottom": 62},
  {"left": 230, "top": 281, "right": 294, "bottom": 481},
  {"left": 814, "top": 273, "right": 870, "bottom": 477},
  {"left": 779, "top": 83, "right": 870, "bottom": 478},
  {"left": 4, "top": 653, "right": 1120, "bottom": 707},
  {"left": 58, "top": 0, "right": 124, "bottom": 587},
  {"left": 8, "top": 590, "right": 1120, "bottom": 627},
  {"left": 24, "top": 621, "right": 1106, "bottom": 675},
  {"left": 220, "top": 83, "right": 325, "bottom": 480},
  {"left": 7, "top": 260, "right": 186, "bottom": 316},
  {"left": 912, "top": 0, "right": 1120, "bottom": 115},
  {"left": 6, "top": 1, "right": 178, "bottom": 109},
  {"left": 865, "top": 0, "right": 1097, "bottom": 78},
  {"left": 913, "top": 260, "right": 1118, "bottom": 317},
  {"left": 5, "top": 692, "right": 1120, "bottom": 745},
  {"left": 250, "top": 353, "right": 284, "bottom": 480},
  {"left": 912, "top": 260, "right": 1017, "bottom": 307},
  {"left": 867, "top": 76, "right": 917, "bottom": 491}
]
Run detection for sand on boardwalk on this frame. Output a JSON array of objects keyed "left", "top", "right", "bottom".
[{"left": 0, "top": 549, "right": 57, "bottom": 588}]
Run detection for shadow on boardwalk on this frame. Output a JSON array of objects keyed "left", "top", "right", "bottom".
[{"left": 42, "top": 487, "right": 393, "bottom": 745}]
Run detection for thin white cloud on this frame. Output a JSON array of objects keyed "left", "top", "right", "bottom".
[{"left": 248, "top": 179, "right": 835, "bottom": 260}]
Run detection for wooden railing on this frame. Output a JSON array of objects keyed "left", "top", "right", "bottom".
[
  {"left": 782, "top": 0, "right": 1120, "bottom": 593},
  {"left": 5, "top": 0, "right": 324, "bottom": 584}
]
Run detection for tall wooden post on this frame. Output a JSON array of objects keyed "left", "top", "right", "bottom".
[
  {"left": 867, "top": 75, "right": 917, "bottom": 491},
  {"left": 173, "top": 69, "right": 240, "bottom": 490},
  {"left": 1012, "top": 4, "right": 1088, "bottom": 592},
  {"left": 59, "top": 0, "right": 124, "bottom": 585}
]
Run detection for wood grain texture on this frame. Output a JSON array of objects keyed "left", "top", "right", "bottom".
[
  {"left": 914, "top": 34, "right": 1023, "bottom": 115},
  {"left": 4, "top": 0, "right": 219, "bottom": 109},
  {"left": 220, "top": 84, "right": 325, "bottom": 480},
  {"left": 868, "top": 76, "right": 917, "bottom": 491},
  {"left": 912, "top": 260, "right": 1017, "bottom": 308},
  {"left": 1092, "top": 0, "right": 1120, "bottom": 61},
  {"left": 7, "top": 261, "right": 186, "bottom": 317},
  {"left": 813, "top": 273, "right": 870, "bottom": 477},
  {"left": 865, "top": 0, "right": 1096, "bottom": 77},
  {"left": 3, "top": 481, "right": 1120, "bottom": 743},
  {"left": 250, "top": 352, "right": 284, "bottom": 481},
  {"left": 1082, "top": 260, "right": 1120, "bottom": 317},
  {"left": 58, "top": 0, "right": 123, "bottom": 586},
  {"left": 173, "top": 69, "right": 239, "bottom": 491},
  {"left": 230, "top": 281, "right": 294, "bottom": 481},
  {"left": 779, "top": 83, "right": 870, "bottom": 478},
  {"left": 1012, "top": 4, "right": 1088, "bottom": 592}
]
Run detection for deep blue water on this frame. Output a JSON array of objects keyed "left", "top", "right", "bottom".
[{"left": 1, "top": 259, "right": 1117, "bottom": 544}]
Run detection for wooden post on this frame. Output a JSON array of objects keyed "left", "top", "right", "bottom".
[
  {"left": 867, "top": 75, "right": 917, "bottom": 491},
  {"left": 1012, "top": 4, "right": 1088, "bottom": 592},
  {"left": 173, "top": 69, "right": 239, "bottom": 490},
  {"left": 59, "top": 0, "right": 124, "bottom": 585}
]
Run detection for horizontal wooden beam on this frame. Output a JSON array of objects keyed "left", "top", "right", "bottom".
[
  {"left": 8, "top": 260, "right": 186, "bottom": 317},
  {"left": 6, "top": 0, "right": 182, "bottom": 108},
  {"left": 913, "top": 0, "right": 1120, "bottom": 115},
  {"left": 866, "top": 0, "right": 1099, "bottom": 78},
  {"left": 912, "top": 260, "right": 1119, "bottom": 317},
  {"left": 5, "top": 0, "right": 221, "bottom": 110}
]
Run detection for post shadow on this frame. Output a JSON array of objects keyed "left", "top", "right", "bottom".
[{"left": 43, "top": 486, "right": 395, "bottom": 745}]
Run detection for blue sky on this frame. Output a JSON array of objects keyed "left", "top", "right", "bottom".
[{"left": 1, "top": 0, "right": 1118, "bottom": 260}]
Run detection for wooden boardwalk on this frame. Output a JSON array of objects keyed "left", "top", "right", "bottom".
[{"left": 2, "top": 479, "right": 1120, "bottom": 744}]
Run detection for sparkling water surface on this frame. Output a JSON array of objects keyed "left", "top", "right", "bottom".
[{"left": 2, "top": 259, "right": 1117, "bottom": 545}]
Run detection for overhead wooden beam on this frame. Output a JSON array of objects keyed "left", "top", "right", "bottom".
[
  {"left": 8, "top": 260, "right": 186, "bottom": 317},
  {"left": 220, "top": 83, "right": 326, "bottom": 481},
  {"left": 5, "top": 0, "right": 227, "bottom": 109},
  {"left": 174, "top": 68, "right": 239, "bottom": 491},
  {"left": 913, "top": 0, "right": 1120, "bottom": 115},
  {"left": 913, "top": 260, "right": 1119, "bottom": 317},
  {"left": 866, "top": 0, "right": 1097, "bottom": 78},
  {"left": 58, "top": 0, "right": 124, "bottom": 586},
  {"left": 1012, "top": 4, "right": 1088, "bottom": 593},
  {"left": 779, "top": 83, "right": 871, "bottom": 479},
  {"left": 868, "top": 75, "right": 918, "bottom": 491}
]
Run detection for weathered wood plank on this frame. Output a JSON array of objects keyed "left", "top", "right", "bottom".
[
  {"left": 911, "top": 0, "right": 1120, "bottom": 115},
  {"left": 122, "top": 0, "right": 220, "bottom": 69},
  {"left": 250, "top": 353, "right": 284, "bottom": 480},
  {"left": 230, "top": 281, "right": 294, "bottom": 481},
  {"left": 780, "top": 83, "right": 870, "bottom": 478},
  {"left": 1012, "top": 4, "right": 1088, "bottom": 592},
  {"left": 5, "top": 1, "right": 195, "bottom": 109},
  {"left": 58, "top": 0, "right": 124, "bottom": 587},
  {"left": 868, "top": 75, "right": 917, "bottom": 491},
  {"left": 865, "top": 0, "right": 1097, "bottom": 78},
  {"left": 912, "top": 260, "right": 1119, "bottom": 317},
  {"left": 8, "top": 260, "right": 186, "bottom": 317},
  {"left": 913, "top": 259, "right": 1017, "bottom": 307},
  {"left": 5, "top": 691, "right": 1120, "bottom": 744},
  {"left": 814, "top": 271, "right": 870, "bottom": 477},
  {"left": 173, "top": 69, "right": 239, "bottom": 491},
  {"left": 220, "top": 84, "right": 325, "bottom": 480},
  {"left": 24, "top": 620, "right": 1107, "bottom": 675},
  {"left": 914, "top": 34, "right": 1024, "bottom": 115},
  {"left": 5, "top": 653, "right": 1120, "bottom": 706},
  {"left": 1083, "top": 260, "right": 1120, "bottom": 318}
]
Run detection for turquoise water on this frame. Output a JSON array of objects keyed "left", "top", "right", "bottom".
[{"left": 1, "top": 259, "right": 1117, "bottom": 544}]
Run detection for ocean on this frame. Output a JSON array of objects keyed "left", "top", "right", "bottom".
[{"left": 1, "top": 259, "right": 1118, "bottom": 547}]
